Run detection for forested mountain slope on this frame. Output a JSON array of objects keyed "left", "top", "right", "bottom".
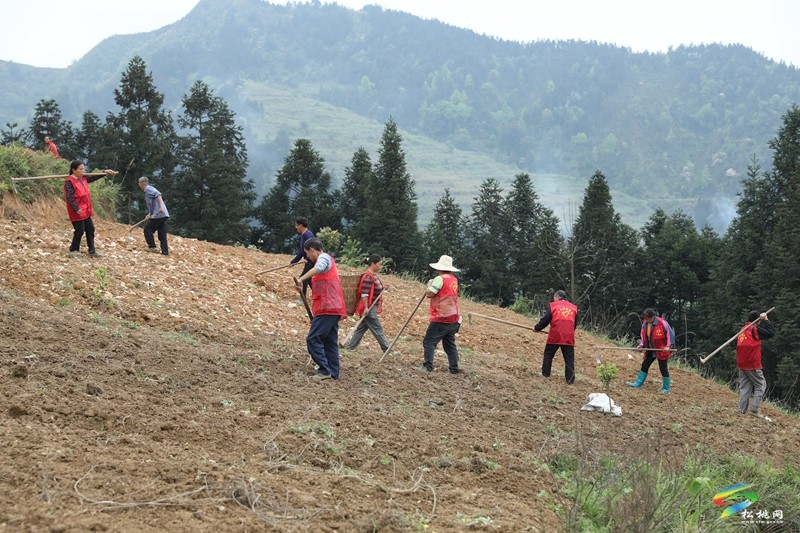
[{"left": 2, "top": 0, "right": 799, "bottom": 229}]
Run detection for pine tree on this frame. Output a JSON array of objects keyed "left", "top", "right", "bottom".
[
  {"left": 337, "top": 147, "right": 373, "bottom": 235},
  {"left": 424, "top": 188, "right": 464, "bottom": 261},
  {"left": 362, "top": 119, "right": 422, "bottom": 273},
  {"left": 106, "top": 56, "right": 177, "bottom": 216},
  {"left": 168, "top": 80, "right": 255, "bottom": 244},
  {"left": 503, "top": 173, "right": 563, "bottom": 301},
  {"left": 569, "top": 170, "right": 641, "bottom": 332},
  {"left": 461, "top": 178, "right": 513, "bottom": 305},
  {"left": 253, "top": 138, "right": 339, "bottom": 253},
  {"left": 26, "top": 99, "right": 73, "bottom": 157},
  {"left": 74, "top": 111, "right": 109, "bottom": 169}
]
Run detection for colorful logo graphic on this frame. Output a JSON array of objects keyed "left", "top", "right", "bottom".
[{"left": 713, "top": 483, "right": 759, "bottom": 519}]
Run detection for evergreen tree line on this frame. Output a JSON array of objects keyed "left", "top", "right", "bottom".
[{"left": 7, "top": 55, "right": 800, "bottom": 410}]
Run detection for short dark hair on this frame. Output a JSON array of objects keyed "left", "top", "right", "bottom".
[
  {"left": 554, "top": 290, "right": 567, "bottom": 300},
  {"left": 69, "top": 159, "right": 83, "bottom": 173},
  {"left": 364, "top": 253, "right": 382, "bottom": 265},
  {"left": 643, "top": 308, "right": 657, "bottom": 318},
  {"left": 295, "top": 216, "right": 309, "bottom": 228},
  {"left": 303, "top": 237, "right": 323, "bottom": 251},
  {"left": 747, "top": 310, "right": 760, "bottom": 322}
]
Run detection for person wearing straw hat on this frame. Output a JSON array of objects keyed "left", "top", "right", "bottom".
[
  {"left": 419, "top": 255, "right": 462, "bottom": 374},
  {"left": 534, "top": 290, "right": 578, "bottom": 384}
]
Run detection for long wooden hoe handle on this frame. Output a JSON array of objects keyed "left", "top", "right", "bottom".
[
  {"left": 699, "top": 306, "right": 775, "bottom": 364},
  {"left": 343, "top": 290, "right": 385, "bottom": 347},
  {"left": 380, "top": 288, "right": 427, "bottom": 362},
  {"left": 293, "top": 277, "right": 314, "bottom": 322}
]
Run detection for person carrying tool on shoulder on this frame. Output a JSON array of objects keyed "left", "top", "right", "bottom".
[
  {"left": 534, "top": 290, "right": 578, "bottom": 384},
  {"left": 627, "top": 308, "right": 675, "bottom": 393},
  {"left": 736, "top": 309, "right": 775, "bottom": 418}
]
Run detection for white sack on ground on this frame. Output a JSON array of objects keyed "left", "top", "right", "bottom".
[{"left": 580, "top": 393, "right": 622, "bottom": 416}]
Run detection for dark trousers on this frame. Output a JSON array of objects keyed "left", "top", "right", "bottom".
[
  {"left": 640, "top": 351, "right": 669, "bottom": 377},
  {"left": 144, "top": 217, "right": 169, "bottom": 255},
  {"left": 69, "top": 217, "right": 95, "bottom": 252},
  {"left": 307, "top": 314, "right": 341, "bottom": 379},
  {"left": 300, "top": 261, "right": 314, "bottom": 296},
  {"left": 422, "top": 321, "right": 460, "bottom": 372},
  {"left": 542, "top": 344, "right": 575, "bottom": 384}
]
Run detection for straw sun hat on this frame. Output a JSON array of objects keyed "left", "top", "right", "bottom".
[{"left": 429, "top": 255, "right": 460, "bottom": 272}]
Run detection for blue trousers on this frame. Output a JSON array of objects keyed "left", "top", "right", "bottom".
[{"left": 307, "top": 314, "right": 341, "bottom": 379}]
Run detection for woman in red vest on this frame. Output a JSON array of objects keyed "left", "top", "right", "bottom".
[
  {"left": 294, "top": 238, "right": 347, "bottom": 380},
  {"left": 626, "top": 308, "right": 675, "bottom": 393},
  {"left": 534, "top": 290, "right": 578, "bottom": 384},
  {"left": 63, "top": 160, "right": 116, "bottom": 257},
  {"left": 736, "top": 310, "right": 775, "bottom": 417},
  {"left": 342, "top": 254, "right": 391, "bottom": 353}
]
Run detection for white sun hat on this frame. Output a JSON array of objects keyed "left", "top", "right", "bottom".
[{"left": 429, "top": 255, "right": 460, "bottom": 272}]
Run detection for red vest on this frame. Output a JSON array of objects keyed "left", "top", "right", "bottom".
[
  {"left": 64, "top": 175, "right": 92, "bottom": 222},
  {"left": 311, "top": 256, "right": 347, "bottom": 318},
  {"left": 736, "top": 324, "right": 762, "bottom": 370},
  {"left": 546, "top": 299, "right": 577, "bottom": 345},
  {"left": 430, "top": 273, "right": 459, "bottom": 323},
  {"left": 641, "top": 317, "right": 672, "bottom": 360},
  {"left": 354, "top": 270, "right": 383, "bottom": 316}
]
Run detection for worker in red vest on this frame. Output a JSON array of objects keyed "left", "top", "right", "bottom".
[
  {"left": 627, "top": 308, "right": 675, "bottom": 393},
  {"left": 736, "top": 310, "right": 775, "bottom": 417},
  {"left": 44, "top": 136, "right": 60, "bottom": 159},
  {"left": 63, "top": 159, "right": 116, "bottom": 257},
  {"left": 294, "top": 238, "right": 347, "bottom": 380},
  {"left": 420, "top": 255, "right": 462, "bottom": 374},
  {"left": 534, "top": 290, "right": 578, "bottom": 384}
]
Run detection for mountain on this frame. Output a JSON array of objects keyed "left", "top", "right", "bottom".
[
  {"left": 2, "top": 198, "right": 799, "bottom": 531},
  {"left": 2, "top": 0, "right": 799, "bottom": 230}
]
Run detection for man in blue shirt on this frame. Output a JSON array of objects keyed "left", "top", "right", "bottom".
[{"left": 138, "top": 177, "right": 170, "bottom": 256}]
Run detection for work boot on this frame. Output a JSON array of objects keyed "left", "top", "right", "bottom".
[
  {"left": 626, "top": 371, "right": 647, "bottom": 388},
  {"left": 660, "top": 376, "right": 671, "bottom": 394}
]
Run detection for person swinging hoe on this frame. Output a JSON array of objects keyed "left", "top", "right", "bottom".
[{"left": 626, "top": 308, "right": 675, "bottom": 394}]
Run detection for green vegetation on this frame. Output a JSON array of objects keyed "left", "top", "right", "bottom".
[
  {"left": 552, "top": 447, "right": 800, "bottom": 532},
  {"left": 596, "top": 363, "right": 619, "bottom": 390}
]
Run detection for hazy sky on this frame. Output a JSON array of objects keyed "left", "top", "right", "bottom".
[{"left": 2, "top": 0, "right": 798, "bottom": 68}]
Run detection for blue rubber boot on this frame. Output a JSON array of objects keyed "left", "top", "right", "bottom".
[
  {"left": 660, "top": 376, "right": 671, "bottom": 394},
  {"left": 626, "top": 371, "right": 647, "bottom": 388}
]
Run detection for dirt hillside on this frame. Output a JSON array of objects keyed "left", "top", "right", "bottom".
[{"left": 1, "top": 199, "right": 798, "bottom": 532}]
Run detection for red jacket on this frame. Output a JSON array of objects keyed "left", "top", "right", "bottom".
[
  {"left": 736, "top": 324, "right": 763, "bottom": 370},
  {"left": 310, "top": 256, "right": 347, "bottom": 318},
  {"left": 546, "top": 300, "right": 578, "bottom": 346},
  {"left": 354, "top": 270, "right": 383, "bottom": 316},
  {"left": 429, "top": 273, "right": 459, "bottom": 323},
  {"left": 64, "top": 175, "right": 92, "bottom": 222}
]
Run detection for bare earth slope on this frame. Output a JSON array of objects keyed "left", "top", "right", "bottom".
[{"left": 1, "top": 201, "right": 798, "bottom": 532}]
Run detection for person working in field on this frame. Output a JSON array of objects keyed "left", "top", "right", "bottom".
[
  {"left": 342, "top": 254, "right": 392, "bottom": 353},
  {"left": 534, "top": 290, "right": 578, "bottom": 384},
  {"left": 294, "top": 238, "right": 347, "bottom": 381},
  {"left": 63, "top": 160, "right": 116, "bottom": 258},
  {"left": 626, "top": 308, "right": 675, "bottom": 394},
  {"left": 419, "top": 255, "right": 462, "bottom": 374},
  {"left": 736, "top": 309, "right": 775, "bottom": 418}
]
